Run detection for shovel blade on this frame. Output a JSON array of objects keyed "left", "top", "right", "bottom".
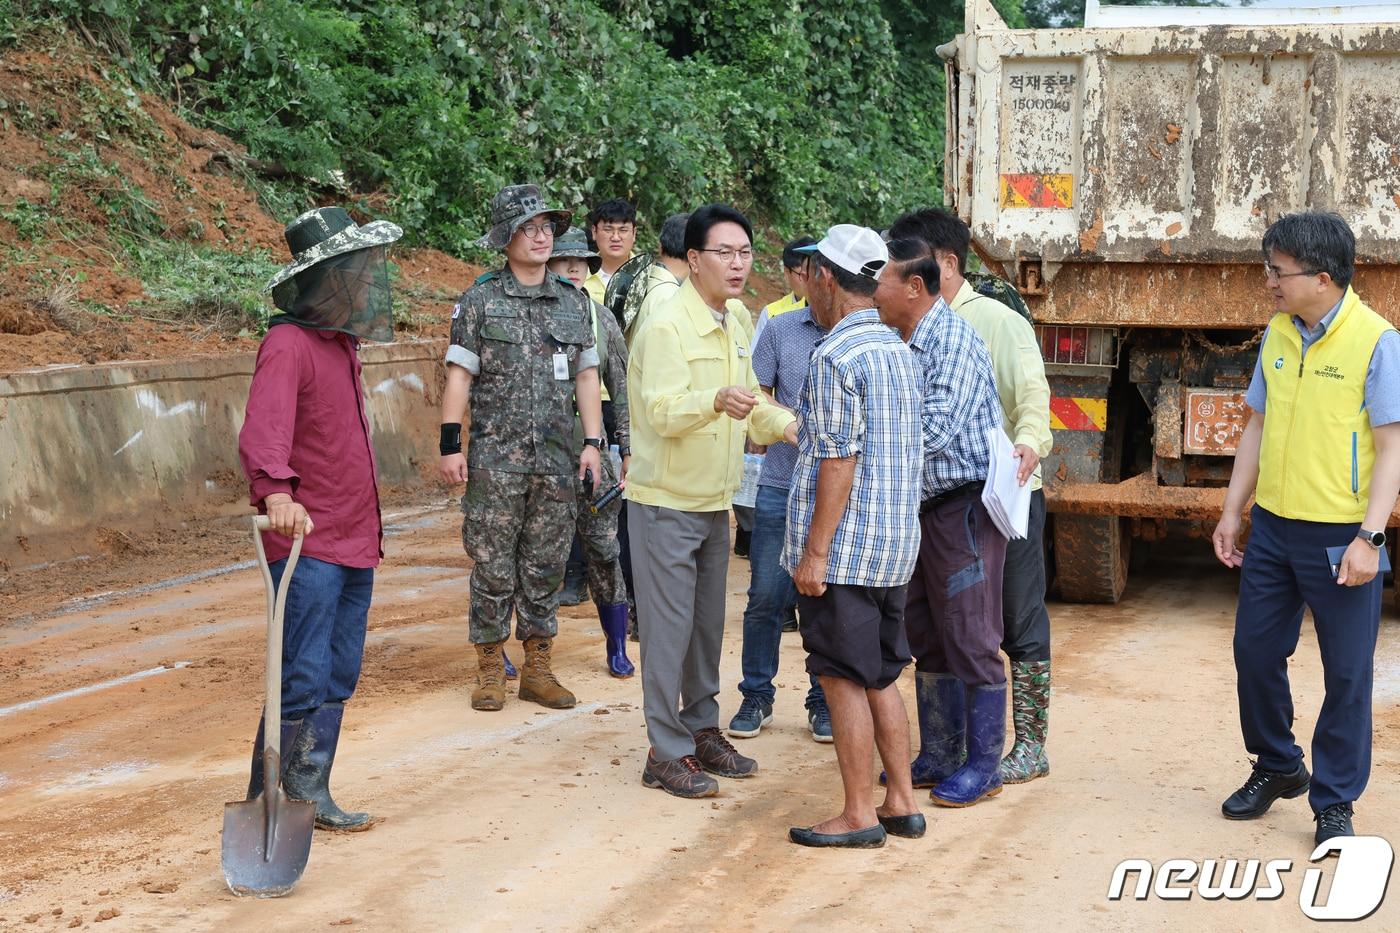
[{"left": 221, "top": 787, "right": 316, "bottom": 898}]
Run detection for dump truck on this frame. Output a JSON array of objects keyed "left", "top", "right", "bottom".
[{"left": 939, "top": 0, "right": 1400, "bottom": 603}]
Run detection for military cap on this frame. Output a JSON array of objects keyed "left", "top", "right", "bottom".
[{"left": 477, "top": 184, "right": 571, "bottom": 250}]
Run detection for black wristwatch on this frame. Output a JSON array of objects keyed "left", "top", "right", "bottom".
[
  {"left": 1358, "top": 528, "right": 1386, "bottom": 549},
  {"left": 583, "top": 437, "right": 604, "bottom": 450}
]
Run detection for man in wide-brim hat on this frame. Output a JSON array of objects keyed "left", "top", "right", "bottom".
[
  {"left": 439, "top": 184, "right": 605, "bottom": 713},
  {"left": 238, "top": 205, "right": 402, "bottom": 832}
]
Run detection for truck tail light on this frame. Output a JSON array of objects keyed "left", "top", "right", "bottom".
[{"left": 1037, "top": 325, "right": 1117, "bottom": 367}]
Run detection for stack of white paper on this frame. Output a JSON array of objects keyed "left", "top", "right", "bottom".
[{"left": 982, "top": 427, "right": 1031, "bottom": 541}]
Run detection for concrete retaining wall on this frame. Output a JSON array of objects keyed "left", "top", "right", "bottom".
[{"left": 0, "top": 340, "right": 446, "bottom": 564}]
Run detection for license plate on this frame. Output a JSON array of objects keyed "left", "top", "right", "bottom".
[{"left": 1184, "top": 389, "right": 1249, "bottom": 455}]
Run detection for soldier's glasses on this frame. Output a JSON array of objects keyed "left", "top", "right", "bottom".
[
  {"left": 519, "top": 223, "right": 556, "bottom": 239},
  {"left": 699, "top": 247, "right": 755, "bottom": 265}
]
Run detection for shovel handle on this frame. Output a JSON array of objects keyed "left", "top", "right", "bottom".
[{"left": 252, "top": 516, "right": 304, "bottom": 764}]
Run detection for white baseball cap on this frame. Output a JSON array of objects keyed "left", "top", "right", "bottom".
[{"left": 796, "top": 224, "right": 888, "bottom": 280}]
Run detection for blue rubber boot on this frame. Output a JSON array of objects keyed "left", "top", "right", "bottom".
[
  {"left": 880, "top": 672, "right": 966, "bottom": 787},
  {"left": 502, "top": 649, "right": 518, "bottom": 680},
  {"left": 599, "top": 602, "right": 635, "bottom": 677},
  {"left": 931, "top": 682, "right": 1006, "bottom": 808}
]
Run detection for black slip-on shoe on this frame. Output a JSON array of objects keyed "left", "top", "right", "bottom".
[
  {"left": 1221, "top": 760, "right": 1310, "bottom": 820},
  {"left": 788, "top": 824, "right": 887, "bottom": 849},
  {"left": 876, "top": 812, "right": 927, "bottom": 839}
]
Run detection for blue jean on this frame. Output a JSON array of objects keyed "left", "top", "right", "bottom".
[
  {"left": 1234, "top": 505, "right": 1382, "bottom": 812},
  {"left": 269, "top": 556, "right": 375, "bottom": 719},
  {"left": 737, "top": 485, "right": 824, "bottom": 709}
]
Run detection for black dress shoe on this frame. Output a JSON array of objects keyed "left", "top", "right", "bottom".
[
  {"left": 788, "top": 824, "right": 886, "bottom": 848},
  {"left": 1221, "top": 760, "right": 1310, "bottom": 820},
  {"left": 1315, "top": 802, "right": 1355, "bottom": 846},
  {"left": 877, "top": 812, "right": 927, "bottom": 839}
]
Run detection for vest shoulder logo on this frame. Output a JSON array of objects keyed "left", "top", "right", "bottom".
[{"left": 1274, "top": 357, "right": 1284, "bottom": 370}]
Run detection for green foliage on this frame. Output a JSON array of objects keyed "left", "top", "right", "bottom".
[
  {"left": 126, "top": 239, "right": 279, "bottom": 334},
  {"left": 1022, "top": 0, "right": 1252, "bottom": 29},
  {"left": 24, "top": 0, "right": 988, "bottom": 252},
  {"left": 0, "top": 199, "right": 49, "bottom": 240}
]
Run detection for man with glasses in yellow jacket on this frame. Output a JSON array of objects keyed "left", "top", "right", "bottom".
[
  {"left": 1213, "top": 211, "right": 1400, "bottom": 847},
  {"left": 627, "top": 204, "right": 798, "bottom": 799}
]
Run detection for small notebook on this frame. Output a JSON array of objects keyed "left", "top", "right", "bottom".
[{"left": 1325, "top": 544, "right": 1391, "bottom": 579}]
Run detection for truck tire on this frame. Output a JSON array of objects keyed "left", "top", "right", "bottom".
[{"left": 1053, "top": 514, "right": 1130, "bottom": 603}]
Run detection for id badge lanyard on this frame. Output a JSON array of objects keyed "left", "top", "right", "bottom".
[{"left": 552, "top": 339, "right": 569, "bottom": 381}]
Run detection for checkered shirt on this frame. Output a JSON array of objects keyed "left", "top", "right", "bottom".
[
  {"left": 910, "top": 299, "right": 1001, "bottom": 499},
  {"left": 781, "top": 309, "right": 924, "bottom": 588}
]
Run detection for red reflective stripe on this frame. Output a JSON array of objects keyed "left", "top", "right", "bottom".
[{"left": 1050, "top": 396, "right": 1098, "bottom": 431}]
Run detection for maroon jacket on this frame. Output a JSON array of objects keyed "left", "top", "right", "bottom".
[{"left": 238, "top": 323, "right": 382, "bottom": 567}]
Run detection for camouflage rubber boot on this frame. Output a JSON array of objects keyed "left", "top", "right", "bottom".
[
  {"left": 471, "top": 640, "right": 508, "bottom": 711},
  {"left": 999, "top": 660, "right": 1050, "bottom": 784},
  {"left": 519, "top": 637, "right": 577, "bottom": 709}
]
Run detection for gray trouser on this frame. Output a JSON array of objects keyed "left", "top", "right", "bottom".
[{"left": 630, "top": 504, "right": 730, "bottom": 761}]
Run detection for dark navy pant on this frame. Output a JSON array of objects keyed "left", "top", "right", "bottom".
[
  {"left": 1001, "top": 488, "right": 1050, "bottom": 662},
  {"left": 269, "top": 556, "right": 375, "bottom": 719},
  {"left": 904, "top": 491, "right": 1007, "bottom": 685},
  {"left": 1234, "top": 505, "right": 1382, "bottom": 812}
]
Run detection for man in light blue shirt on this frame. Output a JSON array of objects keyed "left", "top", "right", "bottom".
[{"left": 727, "top": 306, "right": 832, "bottom": 743}]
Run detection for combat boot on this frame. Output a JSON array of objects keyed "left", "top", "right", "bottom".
[
  {"left": 472, "top": 640, "right": 508, "bottom": 711},
  {"left": 519, "top": 636, "right": 577, "bottom": 708},
  {"left": 1000, "top": 660, "right": 1050, "bottom": 784}
]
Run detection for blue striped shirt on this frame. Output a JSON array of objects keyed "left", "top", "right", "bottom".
[
  {"left": 909, "top": 300, "right": 1002, "bottom": 499},
  {"left": 751, "top": 307, "right": 827, "bottom": 489},
  {"left": 781, "top": 309, "right": 923, "bottom": 588}
]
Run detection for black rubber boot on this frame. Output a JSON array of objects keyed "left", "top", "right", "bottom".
[
  {"left": 559, "top": 534, "right": 589, "bottom": 606},
  {"left": 245, "top": 714, "right": 304, "bottom": 800},
  {"left": 282, "top": 702, "right": 374, "bottom": 831}
]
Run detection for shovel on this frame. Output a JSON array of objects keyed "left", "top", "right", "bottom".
[{"left": 221, "top": 515, "right": 316, "bottom": 897}]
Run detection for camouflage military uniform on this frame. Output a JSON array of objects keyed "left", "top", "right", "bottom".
[
  {"left": 573, "top": 298, "right": 630, "bottom": 606},
  {"left": 447, "top": 267, "right": 599, "bottom": 645}
]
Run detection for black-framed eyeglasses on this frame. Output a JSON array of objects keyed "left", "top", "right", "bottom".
[
  {"left": 519, "top": 222, "right": 555, "bottom": 240},
  {"left": 1263, "top": 263, "right": 1318, "bottom": 282},
  {"left": 699, "top": 247, "right": 755, "bottom": 264}
]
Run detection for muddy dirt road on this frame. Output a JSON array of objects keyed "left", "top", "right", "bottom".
[{"left": 1, "top": 501, "right": 1397, "bottom": 931}]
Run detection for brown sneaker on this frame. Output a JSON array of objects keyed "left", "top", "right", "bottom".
[
  {"left": 471, "top": 641, "right": 507, "bottom": 711},
  {"left": 641, "top": 750, "right": 719, "bottom": 798},
  {"left": 518, "top": 636, "right": 577, "bottom": 709},
  {"left": 693, "top": 727, "right": 758, "bottom": 778}
]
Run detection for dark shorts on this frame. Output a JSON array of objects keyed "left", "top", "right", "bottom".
[{"left": 798, "top": 583, "right": 911, "bottom": 690}]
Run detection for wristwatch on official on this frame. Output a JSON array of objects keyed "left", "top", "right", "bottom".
[
  {"left": 1358, "top": 528, "right": 1386, "bottom": 549},
  {"left": 583, "top": 437, "right": 604, "bottom": 450}
]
